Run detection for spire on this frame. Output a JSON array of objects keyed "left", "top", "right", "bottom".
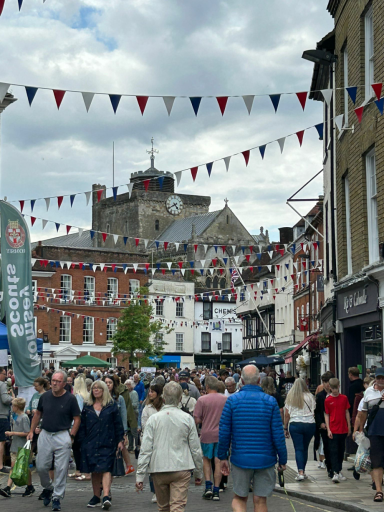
[{"left": 146, "top": 137, "right": 159, "bottom": 168}]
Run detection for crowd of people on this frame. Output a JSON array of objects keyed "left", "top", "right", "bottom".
[{"left": 0, "top": 362, "right": 383, "bottom": 511}]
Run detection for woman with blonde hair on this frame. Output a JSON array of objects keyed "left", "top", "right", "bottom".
[
  {"left": 78, "top": 380, "right": 124, "bottom": 509},
  {"left": 71, "top": 375, "right": 90, "bottom": 480},
  {"left": 284, "top": 378, "right": 316, "bottom": 481}
]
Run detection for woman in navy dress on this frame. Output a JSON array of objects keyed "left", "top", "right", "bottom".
[{"left": 79, "top": 380, "right": 124, "bottom": 510}]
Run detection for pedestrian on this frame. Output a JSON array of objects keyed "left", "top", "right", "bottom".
[
  {"left": 193, "top": 376, "right": 227, "bottom": 501},
  {"left": 180, "top": 383, "right": 197, "bottom": 414},
  {"left": 315, "top": 373, "right": 333, "bottom": 476},
  {"left": 125, "top": 380, "right": 139, "bottom": 453},
  {"left": 355, "top": 367, "right": 384, "bottom": 501},
  {"left": 324, "top": 378, "right": 351, "bottom": 484},
  {"left": 71, "top": 375, "right": 90, "bottom": 481},
  {"left": 282, "top": 371, "right": 295, "bottom": 395},
  {"left": 136, "top": 382, "right": 203, "bottom": 512},
  {"left": 284, "top": 378, "right": 316, "bottom": 481},
  {"left": 179, "top": 371, "right": 200, "bottom": 400},
  {"left": 0, "top": 366, "right": 14, "bottom": 475},
  {"left": 218, "top": 365, "right": 287, "bottom": 512},
  {"left": 224, "top": 377, "right": 238, "bottom": 397},
  {"left": 0, "top": 397, "right": 34, "bottom": 498},
  {"left": 259, "top": 367, "right": 267, "bottom": 384},
  {"left": 78, "top": 380, "right": 124, "bottom": 510},
  {"left": 27, "top": 370, "right": 81, "bottom": 511},
  {"left": 26, "top": 377, "right": 49, "bottom": 416},
  {"left": 261, "top": 376, "right": 284, "bottom": 422}
]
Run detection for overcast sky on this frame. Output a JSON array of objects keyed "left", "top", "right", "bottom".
[{"left": 0, "top": 0, "right": 333, "bottom": 244}]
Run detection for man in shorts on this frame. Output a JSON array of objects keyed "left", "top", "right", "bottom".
[
  {"left": 193, "top": 376, "right": 227, "bottom": 501},
  {"left": 218, "top": 365, "right": 287, "bottom": 512}
]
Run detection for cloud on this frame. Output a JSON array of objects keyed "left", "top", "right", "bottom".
[{"left": 0, "top": 0, "right": 333, "bottom": 243}]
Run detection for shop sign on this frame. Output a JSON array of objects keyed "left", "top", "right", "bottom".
[
  {"left": 343, "top": 289, "right": 367, "bottom": 314},
  {"left": 337, "top": 282, "right": 378, "bottom": 320}
]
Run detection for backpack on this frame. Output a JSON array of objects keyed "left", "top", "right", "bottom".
[{"left": 181, "top": 397, "right": 193, "bottom": 415}]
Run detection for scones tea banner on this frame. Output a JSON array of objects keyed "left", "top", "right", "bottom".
[{"left": 0, "top": 201, "right": 40, "bottom": 386}]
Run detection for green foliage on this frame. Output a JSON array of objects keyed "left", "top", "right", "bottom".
[{"left": 111, "top": 288, "right": 172, "bottom": 365}]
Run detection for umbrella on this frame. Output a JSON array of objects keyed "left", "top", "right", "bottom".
[
  {"left": 61, "top": 355, "right": 111, "bottom": 368},
  {"left": 238, "top": 355, "right": 285, "bottom": 367}
]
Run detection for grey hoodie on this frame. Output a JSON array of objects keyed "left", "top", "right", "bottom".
[{"left": 0, "top": 380, "right": 12, "bottom": 419}]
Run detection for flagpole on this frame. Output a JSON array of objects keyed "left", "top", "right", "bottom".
[{"left": 230, "top": 256, "right": 273, "bottom": 342}]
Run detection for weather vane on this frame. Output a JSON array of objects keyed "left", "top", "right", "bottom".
[{"left": 147, "top": 137, "right": 159, "bottom": 166}]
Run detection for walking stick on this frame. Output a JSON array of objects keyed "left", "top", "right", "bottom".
[{"left": 278, "top": 468, "right": 297, "bottom": 512}]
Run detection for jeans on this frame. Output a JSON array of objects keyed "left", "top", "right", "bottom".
[
  {"left": 127, "top": 427, "right": 138, "bottom": 451},
  {"left": 289, "top": 422, "right": 316, "bottom": 472},
  {"left": 328, "top": 433, "right": 347, "bottom": 474}
]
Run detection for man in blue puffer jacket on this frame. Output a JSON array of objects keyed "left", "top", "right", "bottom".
[{"left": 218, "top": 365, "right": 287, "bottom": 512}]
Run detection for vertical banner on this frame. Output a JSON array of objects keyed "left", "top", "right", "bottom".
[{"left": 0, "top": 201, "right": 40, "bottom": 386}]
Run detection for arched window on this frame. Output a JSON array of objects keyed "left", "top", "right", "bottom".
[
  {"left": 220, "top": 278, "right": 226, "bottom": 289},
  {"left": 155, "top": 220, "right": 159, "bottom": 231},
  {"left": 226, "top": 215, "right": 229, "bottom": 224},
  {"left": 205, "top": 277, "right": 212, "bottom": 288},
  {"left": 213, "top": 276, "right": 219, "bottom": 289},
  {"left": 124, "top": 221, "right": 128, "bottom": 234},
  {"left": 106, "top": 223, "right": 110, "bottom": 234}
]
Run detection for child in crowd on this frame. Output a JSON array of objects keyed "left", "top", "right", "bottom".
[
  {"left": 0, "top": 398, "right": 34, "bottom": 498},
  {"left": 324, "top": 378, "right": 351, "bottom": 483}
]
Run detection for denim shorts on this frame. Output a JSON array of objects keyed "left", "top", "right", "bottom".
[
  {"left": 231, "top": 464, "right": 275, "bottom": 498},
  {"left": 201, "top": 442, "right": 219, "bottom": 459}
]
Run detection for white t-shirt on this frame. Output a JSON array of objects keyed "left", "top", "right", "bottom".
[
  {"left": 285, "top": 393, "right": 316, "bottom": 424},
  {"left": 224, "top": 389, "right": 239, "bottom": 397}
]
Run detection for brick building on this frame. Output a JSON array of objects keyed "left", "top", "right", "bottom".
[
  {"left": 325, "top": 0, "right": 384, "bottom": 388},
  {"left": 32, "top": 242, "right": 148, "bottom": 369}
]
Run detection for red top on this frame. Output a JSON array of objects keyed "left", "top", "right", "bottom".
[{"left": 324, "top": 394, "right": 349, "bottom": 434}]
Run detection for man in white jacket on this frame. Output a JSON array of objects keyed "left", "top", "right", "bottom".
[{"left": 136, "top": 382, "right": 203, "bottom": 512}]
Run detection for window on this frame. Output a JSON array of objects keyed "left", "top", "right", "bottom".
[
  {"left": 154, "top": 332, "right": 164, "bottom": 347},
  {"left": 129, "top": 279, "right": 140, "bottom": 296},
  {"left": 32, "top": 280, "right": 37, "bottom": 303},
  {"left": 213, "top": 276, "right": 219, "bottom": 289},
  {"left": 83, "top": 317, "right": 94, "bottom": 343},
  {"left": 344, "top": 176, "right": 352, "bottom": 274},
  {"left": 205, "top": 277, "right": 212, "bottom": 288},
  {"left": 343, "top": 46, "right": 349, "bottom": 126},
  {"left": 365, "top": 7, "right": 374, "bottom": 101},
  {"left": 107, "top": 278, "right": 118, "bottom": 301},
  {"left": 226, "top": 215, "right": 229, "bottom": 224},
  {"left": 366, "top": 149, "right": 379, "bottom": 263},
  {"left": 220, "top": 278, "right": 226, "bottom": 289},
  {"left": 222, "top": 333, "right": 232, "bottom": 352},
  {"left": 107, "top": 357, "right": 117, "bottom": 368},
  {"left": 296, "top": 307, "right": 299, "bottom": 329},
  {"left": 155, "top": 219, "right": 159, "bottom": 231},
  {"left": 176, "top": 333, "right": 184, "bottom": 351},
  {"left": 84, "top": 276, "right": 95, "bottom": 302},
  {"left": 270, "top": 313, "right": 275, "bottom": 334},
  {"left": 325, "top": 201, "right": 330, "bottom": 279},
  {"left": 107, "top": 318, "right": 117, "bottom": 342},
  {"left": 61, "top": 274, "right": 72, "bottom": 302},
  {"left": 155, "top": 300, "right": 164, "bottom": 316},
  {"left": 59, "top": 316, "right": 71, "bottom": 343},
  {"left": 203, "top": 301, "right": 213, "bottom": 320},
  {"left": 176, "top": 301, "right": 183, "bottom": 317},
  {"left": 201, "top": 333, "right": 211, "bottom": 352}
]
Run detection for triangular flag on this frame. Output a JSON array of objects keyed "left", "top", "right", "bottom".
[
  {"left": 143, "top": 179, "right": 150, "bottom": 192},
  {"left": 30, "top": 199, "right": 36, "bottom": 212},
  {"left": 144, "top": 239, "right": 149, "bottom": 248},
  {"left": 190, "top": 97, "right": 202, "bottom": 116},
  {"left": 315, "top": 123, "right": 324, "bottom": 140},
  {"left": 242, "top": 95, "right": 254, "bottom": 114},
  {"left": 216, "top": 96, "right": 228, "bottom": 116},
  {"left": 158, "top": 177, "right": 164, "bottom": 190},
  {"left": 135, "top": 238, "right": 140, "bottom": 247},
  {"left": 57, "top": 196, "right": 63, "bottom": 209},
  {"left": 375, "top": 98, "right": 384, "bottom": 115},
  {"left": 70, "top": 194, "right": 75, "bottom": 207},
  {"left": 191, "top": 167, "right": 198, "bottom": 181},
  {"left": 296, "top": 130, "right": 305, "bottom": 146},
  {"left": 334, "top": 114, "right": 344, "bottom": 132},
  {"left": 78, "top": 228, "right": 83, "bottom": 238},
  {"left": 259, "top": 145, "right": 266, "bottom": 159},
  {"left": 53, "top": 90, "right": 66, "bottom": 109},
  {"left": 66, "top": 225, "right": 71, "bottom": 235},
  {"left": 174, "top": 171, "right": 182, "bottom": 187},
  {"left": 25, "top": 86, "right": 38, "bottom": 106},
  {"left": 97, "top": 189, "right": 103, "bottom": 202},
  {"left": 123, "top": 236, "right": 128, "bottom": 245},
  {"left": 85, "top": 191, "right": 91, "bottom": 206},
  {"left": 175, "top": 242, "right": 179, "bottom": 251},
  {"left": 82, "top": 92, "right": 94, "bottom": 112},
  {"left": 269, "top": 94, "right": 281, "bottom": 112},
  {"left": 113, "top": 234, "right": 118, "bottom": 244},
  {"left": 55, "top": 223, "right": 60, "bottom": 232},
  {"left": 321, "top": 89, "right": 333, "bottom": 106},
  {"left": 371, "top": 83, "right": 383, "bottom": 101},
  {"left": 163, "top": 96, "right": 175, "bottom": 116},
  {"left": 277, "top": 137, "right": 285, "bottom": 154},
  {"left": 112, "top": 186, "right": 118, "bottom": 201},
  {"left": 346, "top": 86, "right": 357, "bottom": 104},
  {"left": 42, "top": 219, "right": 48, "bottom": 230},
  {"left": 242, "top": 150, "right": 250, "bottom": 166},
  {"left": 164, "top": 242, "right": 169, "bottom": 251},
  {"left": 102, "top": 233, "right": 107, "bottom": 243},
  {"left": 224, "top": 156, "right": 231, "bottom": 172},
  {"left": 0, "top": 0, "right": 5, "bottom": 16},
  {"left": 354, "top": 106, "right": 364, "bottom": 123},
  {"left": 296, "top": 91, "right": 308, "bottom": 111},
  {"left": 127, "top": 182, "right": 134, "bottom": 197},
  {"left": 200, "top": 259, "right": 205, "bottom": 267},
  {"left": 31, "top": 216, "right": 36, "bottom": 226},
  {"left": 136, "top": 96, "right": 148, "bottom": 115},
  {"left": 109, "top": 94, "right": 121, "bottom": 114},
  {"left": 90, "top": 230, "right": 95, "bottom": 239},
  {"left": 44, "top": 197, "right": 50, "bottom": 211},
  {"left": 206, "top": 162, "right": 213, "bottom": 177},
  {"left": 0, "top": 83, "right": 10, "bottom": 103}
]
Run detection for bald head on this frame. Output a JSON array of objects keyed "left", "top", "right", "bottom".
[{"left": 241, "top": 365, "right": 260, "bottom": 385}]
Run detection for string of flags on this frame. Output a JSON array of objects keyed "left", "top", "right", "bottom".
[{"left": 0, "top": 80, "right": 382, "bottom": 117}]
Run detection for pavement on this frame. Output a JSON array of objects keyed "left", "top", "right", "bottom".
[{"left": 0, "top": 440, "right": 378, "bottom": 512}]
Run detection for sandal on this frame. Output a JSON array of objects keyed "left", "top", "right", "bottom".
[
  {"left": 374, "top": 491, "right": 383, "bottom": 502},
  {"left": 75, "top": 475, "right": 86, "bottom": 481},
  {"left": 68, "top": 473, "right": 78, "bottom": 478}
]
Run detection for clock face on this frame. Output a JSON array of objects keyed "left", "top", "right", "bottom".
[{"left": 166, "top": 195, "right": 183, "bottom": 215}]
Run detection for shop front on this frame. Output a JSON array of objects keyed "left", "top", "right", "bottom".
[{"left": 336, "top": 280, "right": 382, "bottom": 391}]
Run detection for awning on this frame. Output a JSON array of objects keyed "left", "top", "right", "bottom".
[
  {"left": 149, "top": 355, "right": 181, "bottom": 364},
  {"left": 275, "top": 347, "right": 297, "bottom": 357},
  {"left": 284, "top": 334, "right": 315, "bottom": 363}
]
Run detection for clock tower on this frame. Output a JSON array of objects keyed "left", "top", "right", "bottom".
[{"left": 91, "top": 140, "right": 210, "bottom": 251}]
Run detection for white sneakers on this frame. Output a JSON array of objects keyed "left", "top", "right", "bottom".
[
  {"left": 295, "top": 474, "right": 305, "bottom": 481},
  {"left": 152, "top": 495, "right": 157, "bottom": 503},
  {"left": 319, "top": 461, "right": 326, "bottom": 469},
  {"left": 332, "top": 472, "right": 347, "bottom": 483}
]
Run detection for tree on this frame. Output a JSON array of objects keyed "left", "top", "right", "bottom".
[{"left": 111, "top": 289, "right": 172, "bottom": 365}]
